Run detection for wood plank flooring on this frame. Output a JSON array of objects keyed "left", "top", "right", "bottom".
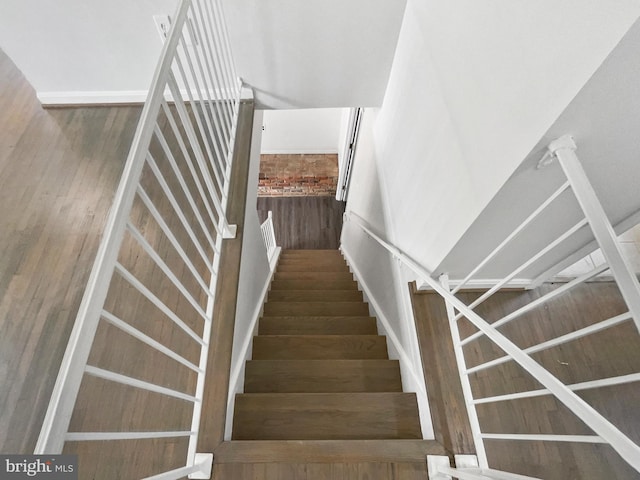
[
  {"left": 0, "top": 48, "right": 257, "bottom": 478},
  {"left": 410, "top": 281, "right": 640, "bottom": 480},
  {"left": 0, "top": 49, "right": 140, "bottom": 455},
  {"left": 257, "top": 196, "right": 345, "bottom": 249}
]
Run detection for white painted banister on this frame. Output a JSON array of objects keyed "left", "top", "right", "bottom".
[
  {"left": 347, "top": 153, "right": 640, "bottom": 477},
  {"left": 35, "top": 0, "right": 241, "bottom": 478},
  {"left": 550, "top": 135, "right": 640, "bottom": 333},
  {"left": 260, "top": 210, "right": 279, "bottom": 270}
]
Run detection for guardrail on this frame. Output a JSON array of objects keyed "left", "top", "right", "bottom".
[
  {"left": 35, "top": 0, "right": 241, "bottom": 478},
  {"left": 347, "top": 135, "right": 640, "bottom": 478},
  {"left": 260, "top": 211, "right": 278, "bottom": 268}
]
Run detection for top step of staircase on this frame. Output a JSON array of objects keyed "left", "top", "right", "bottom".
[{"left": 282, "top": 249, "right": 342, "bottom": 255}]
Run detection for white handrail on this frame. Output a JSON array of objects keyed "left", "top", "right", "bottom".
[
  {"left": 347, "top": 206, "right": 640, "bottom": 475},
  {"left": 35, "top": 0, "right": 241, "bottom": 478}
]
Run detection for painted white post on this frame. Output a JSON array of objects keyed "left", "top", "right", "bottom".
[
  {"left": 440, "top": 275, "right": 489, "bottom": 469},
  {"left": 549, "top": 135, "right": 640, "bottom": 333}
]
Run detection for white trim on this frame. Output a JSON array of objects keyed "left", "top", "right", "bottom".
[
  {"left": 341, "top": 244, "right": 434, "bottom": 440},
  {"left": 552, "top": 135, "right": 640, "bottom": 334},
  {"left": 454, "top": 455, "right": 479, "bottom": 469},
  {"left": 223, "top": 248, "right": 280, "bottom": 440},
  {"left": 188, "top": 453, "right": 213, "bottom": 480},
  {"left": 481, "top": 433, "right": 604, "bottom": 443},
  {"left": 38, "top": 86, "right": 247, "bottom": 107},
  {"left": 417, "top": 278, "right": 533, "bottom": 291},
  {"left": 441, "top": 275, "right": 488, "bottom": 468},
  {"left": 38, "top": 90, "right": 149, "bottom": 106},
  {"left": 427, "top": 455, "right": 453, "bottom": 480}
]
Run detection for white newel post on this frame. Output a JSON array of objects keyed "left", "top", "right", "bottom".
[{"left": 549, "top": 135, "right": 640, "bottom": 334}]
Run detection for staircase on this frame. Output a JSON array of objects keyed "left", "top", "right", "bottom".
[{"left": 232, "top": 249, "right": 423, "bottom": 441}]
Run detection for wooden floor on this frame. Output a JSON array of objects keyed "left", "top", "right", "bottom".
[
  {"left": 410, "top": 281, "right": 640, "bottom": 480},
  {"left": 0, "top": 48, "right": 252, "bottom": 478},
  {"left": 212, "top": 461, "right": 430, "bottom": 479},
  {"left": 0, "top": 49, "right": 140, "bottom": 455},
  {"left": 257, "top": 196, "right": 345, "bottom": 249}
]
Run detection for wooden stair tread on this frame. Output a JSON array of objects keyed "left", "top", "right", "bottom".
[
  {"left": 213, "top": 439, "right": 446, "bottom": 463},
  {"left": 271, "top": 279, "right": 358, "bottom": 290},
  {"left": 268, "top": 289, "right": 363, "bottom": 302},
  {"left": 276, "top": 263, "right": 350, "bottom": 272},
  {"left": 259, "top": 316, "right": 377, "bottom": 335},
  {"left": 231, "top": 249, "right": 424, "bottom": 445},
  {"left": 263, "top": 301, "right": 369, "bottom": 317},
  {"left": 232, "top": 392, "right": 422, "bottom": 440},
  {"left": 244, "top": 359, "right": 402, "bottom": 393},
  {"left": 252, "top": 335, "right": 388, "bottom": 359},
  {"left": 281, "top": 249, "right": 343, "bottom": 255},
  {"left": 273, "top": 271, "right": 354, "bottom": 282}
]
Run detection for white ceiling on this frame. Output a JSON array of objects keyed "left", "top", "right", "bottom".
[{"left": 221, "top": 0, "right": 408, "bottom": 109}]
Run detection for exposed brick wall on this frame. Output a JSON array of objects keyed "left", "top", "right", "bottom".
[{"left": 258, "top": 154, "right": 338, "bottom": 197}]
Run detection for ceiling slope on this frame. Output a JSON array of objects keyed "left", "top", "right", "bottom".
[
  {"left": 221, "top": 0, "right": 407, "bottom": 109},
  {"left": 436, "top": 17, "right": 640, "bottom": 280}
]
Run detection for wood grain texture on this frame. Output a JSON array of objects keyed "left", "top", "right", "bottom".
[
  {"left": 277, "top": 263, "right": 351, "bottom": 272},
  {"left": 212, "top": 460, "right": 431, "bottom": 480},
  {"left": 273, "top": 271, "right": 356, "bottom": 283},
  {"left": 412, "top": 281, "right": 640, "bottom": 480},
  {"left": 232, "top": 392, "right": 422, "bottom": 440},
  {"left": 196, "top": 100, "right": 255, "bottom": 453},
  {"left": 232, "top": 250, "right": 423, "bottom": 448},
  {"left": 256, "top": 197, "right": 345, "bottom": 250},
  {"left": 259, "top": 316, "right": 377, "bottom": 335},
  {"left": 263, "top": 301, "right": 370, "bottom": 317},
  {"left": 244, "top": 359, "right": 402, "bottom": 393},
  {"left": 267, "top": 289, "right": 363, "bottom": 302},
  {"left": 408, "top": 282, "right": 476, "bottom": 456},
  {"left": 0, "top": 49, "right": 140, "bottom": 455},
  {"left": 271, "top": 279, "right": 359, "bottom": 290},
  {"left": 252, "top": 335, "right": 389, "bottom": 360},
  {"left": 214, "top": 439, "right": 446, "bottom": 463}
]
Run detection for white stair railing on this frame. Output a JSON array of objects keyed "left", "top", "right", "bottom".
[
  {"left": 35, "top": 0, "right": 241, "bottom": 478},
  {"left": 346, "top": 135, "right": 640, "bottom": 477},
  {"left": 260, "top": 210, "right": 278, "bottom": 269}
]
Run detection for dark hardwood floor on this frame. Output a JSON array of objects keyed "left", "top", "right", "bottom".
[
  {"left": 0, "top": 49, "right": 139, "bottom": 455},
  {"left": 0, "top": 48, "right": 253, "bottom": 478},
  {"left": 257, "top": 196, "right": 345, "bottom": 250},
  {"left": 410, "top": 281, "right": 640, "bottom": 480}
]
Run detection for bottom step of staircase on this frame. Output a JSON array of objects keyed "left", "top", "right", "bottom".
[
  {"left": 232, "top": 392, "right": 422, "bottom": 440},
  {"left": 214, "top": 439, "right": 447, "bottom": 463}
]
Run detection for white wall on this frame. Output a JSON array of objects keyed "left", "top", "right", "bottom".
[
  {"left": 437, "top": 17, "right": 640, "bottom": 281},
  {"left": 222, "top": 0, "right": 407, "bottom": 108},
  {"left": 1, "top": 0, "right": 406, "bottom": 108},
  {"left": 341, "top": 0, "right": 640, "bottom": 440},
  {"left": 261, "top": 108, "right": 344, "bottom": 154},
  {"left": 224, "top": 109, "right": 274, "bottom": 440},
  {"left": 354, "top": 0, "right": 640, "bottom": 275},
  {"left": 0, "top": 0, "right": 178, "bottom": 102}
]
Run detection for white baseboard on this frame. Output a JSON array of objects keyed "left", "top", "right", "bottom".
[
  {"left": 341, "top": 245, "right": 434, "bottom": 439},
  {"left": 37, "top": 86, "right": 251, "bottom": 107},
  {"left": 416, "top": 278, "right": 534, "bottom": 291},
  {"left": 37, "top": 90, "right": 149, "bottom": 106}
]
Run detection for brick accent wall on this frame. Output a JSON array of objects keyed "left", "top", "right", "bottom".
[{"left": 258, "top": 154, "right": 339, "bottom": 197}]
